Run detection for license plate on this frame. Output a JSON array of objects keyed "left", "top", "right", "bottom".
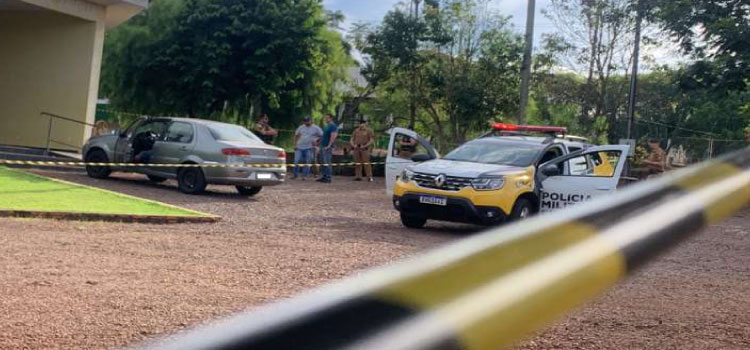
[
  {"left": 419, "top": 195, "right": 447, "bottom": 206},
  {"left": 256, "top": 173, "right": 273, "bottom": 180}
]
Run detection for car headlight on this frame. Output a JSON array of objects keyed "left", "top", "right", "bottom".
[
  {"left": 471, "top": 177, "right": 504, "bottom": 191},
  {"left": 400, "top": 168, "right": 415, "bottom": 182}
]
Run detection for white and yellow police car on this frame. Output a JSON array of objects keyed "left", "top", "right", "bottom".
[{"left": 385, "top": 124, "right": 631, "bottom": 228}]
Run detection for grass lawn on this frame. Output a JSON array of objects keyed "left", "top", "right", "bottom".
[{"left": 0, "top": 167, "right": 208, "bottom": 217}]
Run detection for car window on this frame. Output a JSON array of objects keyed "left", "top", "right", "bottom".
[
  {"left": 538, "top": 146, "right": 564, "bottom": 165},
  {"left": 563, "top": 151, "right": 622, "bottom": 177},
  {"left": 443, "top": 140, "right": 542, "bottom": 167},
  {"left": 392, "top": 133, "right": 430, "bottom": 159},
  {"left": 165, "top": 122, "right": 194, "bottom": 143},
  {"left": 133, "top": 120, "right": 169, "bottom": 140},
  {"left": 208, "top": 123, "right": 263, "bottom": 143},
  {"left": 568, "top": 156, "right": 591, "bottom": 175}
]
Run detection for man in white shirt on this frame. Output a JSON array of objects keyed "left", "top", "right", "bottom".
[{"left": 292, "top": 116, "right": 323, "bottom": 180}]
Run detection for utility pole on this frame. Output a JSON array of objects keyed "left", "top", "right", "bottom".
[
  {"left": 409, "top": 0, "right": 421, "bottom": 130},
  {"left": 626, "top": 0, "right": 643, "bottom": 140},
  {"left": 519, "top": 0, "right": 536, "bottom": 124}
]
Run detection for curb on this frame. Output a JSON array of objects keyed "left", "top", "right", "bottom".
[{"left": 0, "top": 209, "right": 221, "bottom": 224}]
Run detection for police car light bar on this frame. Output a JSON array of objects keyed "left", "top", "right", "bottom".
[{"left": 491, "top": 123, "right": 568, "bottom": 135}]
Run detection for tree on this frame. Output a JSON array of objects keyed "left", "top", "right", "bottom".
[
  {"left": 541, "top": 0, "right": 637, "bottom": 140},
  {"left": 354, "top": 0, "right": 522, "bottom": 150},
  {"left": 649, "top": 0, "right": 750, "bottom": 93},
  {"left": 100, "top": 0, "right": 351, "bottom": 127},
  {"left": 420, "top": 0, "right": 523, "bottom": 145}
]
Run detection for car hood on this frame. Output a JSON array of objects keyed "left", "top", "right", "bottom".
[{"left": 409, "top": 159, "right": 528, "bottom": 178}]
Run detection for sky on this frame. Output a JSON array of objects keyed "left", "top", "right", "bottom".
[
  {"left": 322, "top": 0, "right": 681, "bottom": 70},
  {"left": 324, "top": 0, "right": 555, "bottom": 45}
]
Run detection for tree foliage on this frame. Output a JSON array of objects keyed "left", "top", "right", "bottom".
[
  {"left": 649, "top": 0, "right": 750, "bottom": 92},
  {"left": 100, "top": 0, "right": 350, "bottom": 127},
  {"left": 353, "top": 0, "right": 523, "bottom": 150},
  {"left": 539, "top": 0, "right": 636, "bottom": 140}
]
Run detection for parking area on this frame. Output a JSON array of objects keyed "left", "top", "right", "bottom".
[{"left": 2, "top": 170, "right": 750, "bottom": 349}]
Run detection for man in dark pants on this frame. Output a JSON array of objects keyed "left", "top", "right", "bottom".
[
  {"left": 350, "top": 118, "right": 375, "bottom": 182},
  {"left": 317, "top": 114, "right": 338, "bottom": 183}
]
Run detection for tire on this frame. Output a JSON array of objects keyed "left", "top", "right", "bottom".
[
  {"left": 236, "top": 186, "right": 262, "bottom": 197},
  {"left": 85, "top": 149, "right": 111, "bottom": 179},
  {"left": 400, "top": 213, "right": 427, "bottom": 229},
  {"left": 510, "top": 198, "right": 534, "bottom": 221},
  {"left": 177, "top": 167, "right": 207, "bottom": 194},
  {"left": 147, "top": 175, "right": 167, "bottom": 183}
]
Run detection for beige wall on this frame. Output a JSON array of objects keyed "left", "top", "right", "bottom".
[
  {"left": 0, "top": 0, "right": 145, "bottom": 151},
  {"left": 0, "top": 10, "right": 104, "bottom": 150}
]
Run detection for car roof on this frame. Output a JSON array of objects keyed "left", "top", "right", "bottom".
[{"left": 147, "top": 117, "right": 245, "bottom": 129}]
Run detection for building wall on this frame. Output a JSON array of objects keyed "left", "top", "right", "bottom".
[{"left": 0, "top": 10, "right": 104, "bottom": 150}]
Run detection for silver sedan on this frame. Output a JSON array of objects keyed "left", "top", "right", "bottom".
[{"left": 82, "top": 117, "right": 286, "bottom": 195}]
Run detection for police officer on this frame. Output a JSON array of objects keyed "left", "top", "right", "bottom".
[
  {"left": 253, "top": 114, "right": 278, "bottom": 144},
  {"left": 350, "top": 117, "right": 375, "bottom": 182}
]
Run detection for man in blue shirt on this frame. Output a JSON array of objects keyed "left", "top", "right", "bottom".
[{"left": 317, "top": 114, "right": 338, "bottom": 183}]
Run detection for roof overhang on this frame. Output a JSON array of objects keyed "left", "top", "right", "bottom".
[{"left": 10, "top": 0, "right": 147, "bottom": 28}]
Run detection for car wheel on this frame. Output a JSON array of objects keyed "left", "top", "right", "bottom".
[
  {"left": 85, "top": 149, "right": 111, "bottom": 179},
  {"left": 147, "top": 175, "right": 167, "bottom": 183},
  {"left": 400, "top": 213, "right": 427, "bottom": 229},
  {"left": 236, "top": 186, "right": 262, "bottom": 197},
  {"left": 510, "top": 198, "right": 534, "bottom": 221},
  {"left": 177, "top": 167, "right": 207, "bottom": 194}
]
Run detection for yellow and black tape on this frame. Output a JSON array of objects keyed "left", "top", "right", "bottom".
[
  {"left": 0, "top": 159, "right": 385, "bottom": 169},
  {"left": 148, "top": 148, "right": 750, "bottom": 350}
]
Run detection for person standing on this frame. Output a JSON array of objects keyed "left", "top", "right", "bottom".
[
  {"left": 349, "top": 117, "right": 375, "bottom": 182},
  {"left": 253, "top": 114, "right": 278, "bottom": 144},
  {"left": 317, "top": 114, "right": 338, "bottom": 183},
  {"left": 293, "top": 116, "right": 322, "bottom": 180}
]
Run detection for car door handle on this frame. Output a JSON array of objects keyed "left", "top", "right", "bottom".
[
  {"left": 179, "top": 146, "right": 188, "bottom": 151},
  {"left": 596, "top": 187, "right": 611, "bottom": 191}
]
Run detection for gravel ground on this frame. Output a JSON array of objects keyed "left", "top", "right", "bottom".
[{"left": 1, "top": 169, "right": 749, "bottom": 350}]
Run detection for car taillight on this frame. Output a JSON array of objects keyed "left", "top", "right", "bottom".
[
  {"left": 277, "top": 151, "right": 286, "bottom": 159},
  {"left": 221, "top": 148, "right": 250, "bottom": 156}
]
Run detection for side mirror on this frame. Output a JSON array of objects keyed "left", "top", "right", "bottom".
[
  {"left": 541, "top": 163, "right": 561, "bottom": 177},
  {"left": 411, "top": 153, "right": 434, "bottom": 163}
]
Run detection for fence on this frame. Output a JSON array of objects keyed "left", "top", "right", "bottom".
[
  {"left": 141, "top": 147, "right": 750, "bottom": 350},
  {"left": 669, "top": 137, "right": 747, "bottom": 163}
]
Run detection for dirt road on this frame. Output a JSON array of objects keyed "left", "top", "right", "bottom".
[{"left": 1, "top": 170, "right": 749, "bottom": 349}]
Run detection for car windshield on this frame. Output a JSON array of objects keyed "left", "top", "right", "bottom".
[
  {"left": 442, "top": 140, "right": 543, "bottom": 167},
  {"left": 208, "top": 123, "right": 263, "bottom": 143}
]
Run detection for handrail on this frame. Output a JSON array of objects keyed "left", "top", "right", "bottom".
[
  {"left": 41, "top": 112, "right": 96, "bottom": 127},
  {"left": 42, "top": 112, "right": 96, "bottom": 154},
  {"left": 142, "top": 147, "right": 750, "bottom": 350}
]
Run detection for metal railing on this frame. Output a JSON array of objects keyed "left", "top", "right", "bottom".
[
  {"left": 141, "top": 147, "right": 750, "bottom": 350},
  {"left": 42, "top": 112, "right": 96, "bottom": 155}
]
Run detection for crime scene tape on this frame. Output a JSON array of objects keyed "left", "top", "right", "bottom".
[
  {"left": 142, "top": 147, "right": 750, "bottom": 350},
  {"left": 0, "top": 159, "right": 385, "bottom": 169}
]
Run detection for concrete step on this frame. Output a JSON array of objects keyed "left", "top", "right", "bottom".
[
  {"left": 0, "top": 146, "right": 84, "bottom": 173},
  {"left": 0, "top": 145, "right": 47, "bottom": 156}
]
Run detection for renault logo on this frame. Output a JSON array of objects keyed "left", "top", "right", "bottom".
[{"left": 435, "top": 174, "right": 446, "bottom": 187}]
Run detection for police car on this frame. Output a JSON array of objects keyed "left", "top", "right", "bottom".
[{"left": 385, "top": 124, "right": 630, "bottom": 228}]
